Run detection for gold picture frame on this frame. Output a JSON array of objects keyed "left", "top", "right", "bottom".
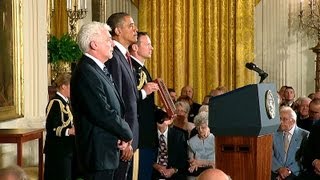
[{"left": 0, "top": 0, "right": 23, "bottom": 121}]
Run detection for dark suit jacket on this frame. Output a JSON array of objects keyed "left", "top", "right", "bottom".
[
  {"left": 152, "top": 127, "right": 189, "bottom": 179},
  {"left": 297, "top": 116, "right": 314, "bottom": 132},
  {"left": 70, "top": 55, "right": 132, "bottom": 171},
  {"left": 188, "top": 102, "right": 201, "bottom": 123},
  {"left": 303, "top": 121, "right": 320, "bottom": 177},
  {"left": 44, "top": 94, "right": 75, "bottom": 156},
  {"left": 132, "top": 58, "right": 158, "bottom": 149},
  {"left": 105, "top": 46, "right": 139, "bottom": 150}
]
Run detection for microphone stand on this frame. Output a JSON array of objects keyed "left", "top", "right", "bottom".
[{"left": 259, "top": 72, "right": 268, "bottom": 83}]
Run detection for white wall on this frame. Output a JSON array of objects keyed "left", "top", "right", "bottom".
[
  {"left": 255, "top": 0, "right": 315, "bottom": 97},
  {"left": 0, "top": 0, "right": 48, "bottom": 167}
]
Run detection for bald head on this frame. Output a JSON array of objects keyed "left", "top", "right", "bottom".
[{"left": 197, "top": 168, "right": 230, "bottom": 180}]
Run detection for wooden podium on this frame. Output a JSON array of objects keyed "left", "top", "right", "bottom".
[{"left": 209, "top": 83, "right": 280, "bottom": 180}]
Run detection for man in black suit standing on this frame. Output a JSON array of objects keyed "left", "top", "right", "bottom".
[
  {"left": 129, "top": 32, "right": 159, "bottom": 180},
  {"left": 70, "top": 22, "right": 132, "bottom": 180},
  {"left": 106, "top": 12, "right": 158, "bottom": 180}
]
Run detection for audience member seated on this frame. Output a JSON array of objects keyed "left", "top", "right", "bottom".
[
  {"left": 278, "top": 85, "right": 288, "bottom": 104},
  {"left": 0, "top": 165, "right": 28, "bottom": 180},
  {"left": 189, "top": 105, "right": 209, "bottom": 138},
  {"left": 197, "top": 168, "right": 231, "bottom": 180},
  {"left": 301, "top": 99, "right": 320, "bottom": 179},
  {"left": 280, "top": 86, "right": 295, "bottom": 107},
  {"left": 198, "top": 105, "right": 209, "bottom": 113},
  {"left": 314, "top": 91, "right": 320, "bottom": 100},
  {"left": 187, "top": 112, "right": 215, "bottom": 180},
  {"left": 202, "top": 95, "right": 211, "bottom": 105},
  {"left": 152, "top": 116, "right": 188, "bottom": 180},
  {"left": 173, "top": 100, "right": 195, "bottom": 138},
  {"left": 209, "top": 86, "right": 227, "bottom": 97},
  {"left": 168, "top": 88, "right": 177, "bottom": 103},
  {"left": 295, "top": 97, "right": 311, "bottom": 129},
  {"left": 308, "top": 92, "right": 315, "bottom": 100},
  {"left": 180, "top": 85, "right": 201, "bottom": 122},
  {"left": 271, "top": 106, "right": 309, "bottom": 180},
  {"left": 299, "top": 98, "right": 320, "bottom": 131}
]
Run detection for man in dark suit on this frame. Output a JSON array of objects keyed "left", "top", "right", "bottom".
[
  {"left": 106, "top": 13, "right": 158, "bottom": 180},
  {"left": 180, "top": 85, "right": 201, "bottom": 123},
  {"left": 152, "top": 116, "right": 189, "bottom": 180},
  {"left": 302, "top": 99, "right": 320, "bottom": 179},
  {"left": 70, "top": 22, "right": 132, "bottom": 180},
  {"left": 129, "top": 32, "right": 159, "bottom": 180}
]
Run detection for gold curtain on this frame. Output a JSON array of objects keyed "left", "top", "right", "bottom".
[
  {"left": 50, "top": 0, "right": 68, "bottom": 37},
  {"left": 139, "top": 0, "right": 255, "bottom": 103}
]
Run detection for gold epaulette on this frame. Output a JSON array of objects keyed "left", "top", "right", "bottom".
[
  {"left": 46, "top": 99, "right": 73, "bottom": 137},
  {"left": 137, "top": 71, "right": 147, "bottom": 90}
]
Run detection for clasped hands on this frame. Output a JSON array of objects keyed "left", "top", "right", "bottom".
[
  {"left": 117, "top": 140, "right": 133, "bottom": 161},
  {"left": 188, "top": 159, "right": 212, "bottom": 173},
  {"left": 154, "top": 164, "right": 175, "bottom": 178},
  {"left": 276, "top": 167, "right": 291, "bottom": 180},
  {"left": 313, "top": 159, "right": 320, "bottom": 175}
]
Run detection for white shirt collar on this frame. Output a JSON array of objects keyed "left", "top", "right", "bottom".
[
  {"left": 131, "top": 56, "right": 144, "bottom": 67},
  {"left": 157, "top": 127, "right": 168, "bottom": 139},
  {"left": 56, "top": 92, "right": 68, "bottom": 103},
  {"left": 288, "top": 125, "right": 295, "bottom": 135},
  {"left": 114, "top": 40, "right": 128, "bottom": 57},
  {"left": 85, "top": 53, "right": 105, "bottom": 71}
]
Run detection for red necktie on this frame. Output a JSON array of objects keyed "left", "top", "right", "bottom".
[{"left": 125, "top": 52, "right": 132, "bottom": 68}]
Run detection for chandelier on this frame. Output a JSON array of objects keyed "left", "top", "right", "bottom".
[{"left": 299, "top": 0, "right": 320, "bottom": 91}]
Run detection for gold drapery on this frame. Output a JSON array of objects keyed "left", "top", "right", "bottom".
[
  {"left": 50, "top": 0, "right": 68, "bottom": 38},
  {"left": 139, "top": 0, "right": 255, "bottom": 103}
]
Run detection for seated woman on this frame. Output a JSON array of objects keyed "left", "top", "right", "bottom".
[
  {"left": 187, "top": 111, "right": 215, "bottom": 180},
  {"left": 173, "top": 100, "right": 195, "bottom": 138}
]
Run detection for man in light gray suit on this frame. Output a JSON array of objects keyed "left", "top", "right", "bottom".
[{"left": 271, "top": 106, "right": 309, "bottom": 180}]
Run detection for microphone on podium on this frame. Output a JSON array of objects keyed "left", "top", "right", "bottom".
[{"left": 245, "top": 62, "right": 268, "bottom": 83}]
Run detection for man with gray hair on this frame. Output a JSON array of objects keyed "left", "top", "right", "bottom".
[
  {"left": 271, "top": 106, "right": 309, "bottom": 180},
  {"left": 0, "top": 165, "right": 28, "bottom": 180},
  {"left": 71, "top": 21, "right": 133, "bottom": 180}
]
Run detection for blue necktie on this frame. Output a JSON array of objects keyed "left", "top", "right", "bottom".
[{"left": 103, "top": 67, "right": 114, "bottom": 84}]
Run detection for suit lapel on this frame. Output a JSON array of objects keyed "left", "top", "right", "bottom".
[
  {"left": 85, "top": 56, "right": 125, "bottom": 108},
  {"left": 275, "top": 132, "right": 286, "bottom": 160},
  {"left": 286, "top": 127, "right": 300, "bottom": 163},
  {"left": 114, "top": 47, "right": 137, "bottom": 87}
]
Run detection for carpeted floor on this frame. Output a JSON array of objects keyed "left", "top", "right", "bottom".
[{"left": 23, "top": 166, "right": 38, "bottom": 180}]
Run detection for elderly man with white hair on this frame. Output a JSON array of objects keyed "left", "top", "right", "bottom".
[{"left": 271, "top": 106, "right": 309, "bottom": 180}]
